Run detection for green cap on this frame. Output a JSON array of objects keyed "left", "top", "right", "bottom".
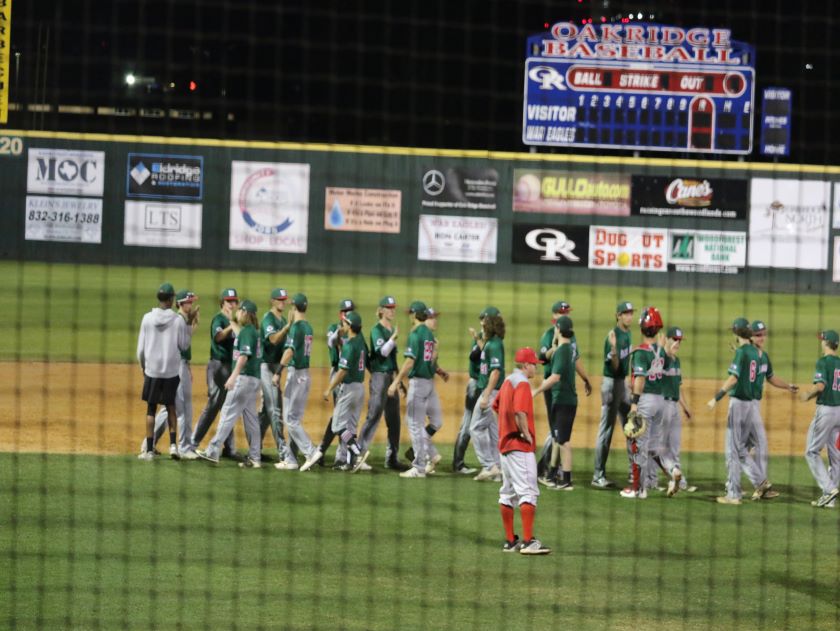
[
  {"left": 240, "top": 299, "right": 257, "bottom": 314},
  {"left": 379, "top": 295, "right": 397, "bottom": 308},
  {"left": 551, "top": 300, "right": 572, "bottom": 314},
  {"left": 220, "top": 288, "right": 239, "bottom": 301},
  {"left": 338, "top": 298, "right": 355, "bottom": 312},
  {"left": 408, "top": 300, "right": 427, "bottom": 316},
  {"left": 271, "top": 288, "right": 288, "bottom": 300},
  {"left": 343, "top": 310, "right": 362, "bottom": 327},
  {"left": 555, "top": 315, "right": 574, "bottom": 335},
  {"left": 158, "top": 282, "right": 175, "bottom": 297},
  {"left": 731, "top": 317, "right": 750, "bottom": 331},
  {"left": 175, "top": 290, "right": 197, "bottom": 304},
  {"left": 750, "top": 320, "right": 767, "bottom": 334},
  {"left": 666, "top": 326, "right": 684, "bottom": 340},
  {"left": 480, "top": 306, "right": 500, "bottom": 319},
  {"left": 616, "top": 301, "right": 634, "bottom": 314},
  {"left": 292, "top": 293, "right": 308, "bottom": 309},
  {"left": 819, "top": 330, "right": 839, "bottom": 344}
]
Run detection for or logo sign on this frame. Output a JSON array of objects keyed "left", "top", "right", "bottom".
[
  {"left": 525, "top": 228, "right": 579, "bottom": 261},
  {"left": 422, "top": 170, "right": 446, "bottom": 196},
  {"left": 421, "top": 167, "right": 498, "bottom": 211},
  {"left": 664, "top": 179, "right": 713, "bottom": 207},
  {"left": 126, "top": 153, "right": 203, "bottom": 200},
  {"left": 27, "top": 148, "right": 105, "bottom": 196},
  {"left": 670, "top": 234, "right": 695, "bottom": 259},
  {"left": 631, "top": 175, "right": 747, "bottom": 219},
  {"left": 512, "top": 224, "right": 588, "bottom": 266},
  {"left": 528, "top": 65, "right": 567, "bottom": 90},
  {"left": 124, "top": 201, "right": 202, "bottom": 249}
]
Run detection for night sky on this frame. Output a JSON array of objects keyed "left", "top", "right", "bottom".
[{"left": 8, "top": 0, "right": 839, "bottom": 163}]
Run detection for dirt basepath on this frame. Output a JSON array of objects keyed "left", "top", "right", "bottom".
[{"left": 0, "top": 362, "right": 811, "bottom": 457}]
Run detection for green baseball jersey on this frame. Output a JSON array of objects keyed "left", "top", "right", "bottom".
[
  {"left": 550, "top": 342, "right": 577, "bottom": 406},
  {"left": 233, "top": 324, "right": 261, "bottom": 378},
  {"left": 539, "top": 326, "right": 580, "bottom": 378},
  {"left": 285, "top": 320, "right": 314, "bottom": 369},
  {"left": 813, "top": 355, "right": 840, "bottom": 406},
  {"left": 662, "top": 355, "right": 682, "bottom": 400},
  {"left": 178, "top": 312, "right": 192, "bottom": 362},
  {"left": 327, "top": 322, "right": 343, "bottom": 368},
  {"left": 632, "top": 344, "right": 664, "bottom": 395},
  {"left": 369, "top": 322, "right": 398, "bottom": 373},
  {"left": 338, "top": 334, "right": 367, "bottom": 383},
  {"left": 468, "top": 334, "right": 482, "bottom": 380},
  {"left": 478, "top": 335, "right": 505, "bottom": 390},
  {"left": 209, "top": 312, "right": 234, "bottom": 363},
  {"left": 405, "top": 324, "right": 436, "bottom": 379},
  {"left": 603, "top": 326, "right": 631, "bottom": 378},
  {"left": 754, "top": 349, "right": 774, "bottom": 400},
  {"left": 727, "top": 343, "right": 760, "bottom": 401},
  {"left": 260, "top": 311, "right": 287, "bottom": 364}
]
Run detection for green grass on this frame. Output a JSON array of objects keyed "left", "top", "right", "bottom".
[
  {"left": 2, "top": 261, "right": 832, "bottom": 381},
  {"left": 1, "top": 448, "right": 839, "bottom": 630}
]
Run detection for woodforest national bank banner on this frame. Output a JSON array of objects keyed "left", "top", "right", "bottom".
[{"left": 513, "top": 170, "right": 630, "bottom": 216}]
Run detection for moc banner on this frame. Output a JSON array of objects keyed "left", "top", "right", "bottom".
[
  {"left": 667, "top": 229, "right": 746, "bottom": 274},
  {"left": 588, "top": 225, "right": 668, "bottom": 272},
  {"left": 325, "top": 187, "right": 401, "bottom": 233},
  {"left": 25, "top": 196, "right": 102, "bottom": 244},
  {"left": 124, "top": 201, "right": 202, "bottom": 249},
  {"left": 0, "top": 0, "right": 9, "bottom": 124},
  {"left": 417, "top": 214, "right": 497, "bottom": 264},
  {"left": 229, "top": 161, "right": 309, "bottom": 253},
  {"left": 748, "top": 178, "right": 829, "bottom": 270},
  {"left": 631, "top": 175, "right": 747, "bottom": 220},
  {"left": 420, "top": 167, "right": 498, "bottom": 211},
  {"left": 27, "top": 148, "right": 105, "bottom": 197},
  {"left": 513, "top": 169, "right": 630, "bottom": 216}
]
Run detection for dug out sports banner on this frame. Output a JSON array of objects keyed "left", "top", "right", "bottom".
[{"left": 588, "top": 225, "right": 668, "bottom": 272}]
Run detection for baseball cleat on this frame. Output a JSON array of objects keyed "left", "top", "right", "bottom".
[
  {"left": 554, "top": 481, "right": 574, "bottom": 491},
  {"left": 590, "top": 477, "right": 614, "bottom": 489},
  {"left": 667, "top": 467, "right": 682, "bottom": 497},
  {"left": 196, "top": 449, "right": 220, "bottom": 464},
  {"left": 619, "top": 487, "right": 647, "bottom": 499},
  {"left": 238, "top": 457, "right": 262, "bottom": 469},
  {"left": 474, "top": 465, "right": 500, "bottom": 481},
  {"left": 299, "top": 449, "right": 323, "bottom": 472},
  {"left": 425, "top": 453, "right": 442, "bottom": 474},
  {"left": 351, "top": 450, "right": 370, "bottom": 473},
  {"left": 169, "top": 444, "right": 181, "bottom": 461},
  {"left": 137, "top": 451, "right": 155, "bottom": 461},
  {"left": 814, "top": 488, "right": 839, "bottom": 507},
  {"left": 179, "top": 449, "right": 199, "bottom": 460},
  {"left": 811, "top": 498, "right": 836, "bottom": 508},
  {"left": 274, "top": 460, "right": 300, "bottom": 471},
  {"left": 455, "top": 466, "right": 478, "bottom": 475},
  {"left": 399, "top": 467, "right": 426, "bottom": 479},
  {"left": 716, "top": 496, "right": 742, "bottom": 505},
  {"left": 384, "top": 459, "right": 411, "bottom": 471},
  {"left": 519, "top": 539, "right": 552, "bottom": 555},
  {"left": 685, "top": 486, "right": 698, "bottom": 493},
  {"left": 502, "top": 535, "right": 523, "bottom": 552},
  {"left": 751, "top": 479, "right": 778, "bottom": 501}
]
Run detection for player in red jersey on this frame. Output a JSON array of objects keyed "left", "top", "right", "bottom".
[{"left": 493, "top": 347, "right": 551, "bottom": 555}]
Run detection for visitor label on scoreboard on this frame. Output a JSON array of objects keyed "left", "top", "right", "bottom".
[
  {"left": 523, "top": 23, "right": 755, "bottom": 154},
  {"left": 631, "top": 175, "right": 748, "bottom": 219},
  {"left": 759, "top": 87, "right": 792, "bottom": 157},
  {"left": 588, "top": 226, "right": 668, "bottom": 272}
]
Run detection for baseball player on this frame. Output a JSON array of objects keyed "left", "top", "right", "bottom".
[
  {"left": 471, "top": 309, "right": 506, "bottom": 481},
  {"left": 707, "top": 318, "right": 764, "bottom": 505},
  {"left": 189, "top": 288, "right": 240, "bottom": 458},
  {"left": 259, "top": 288, "right": 293, "bottom": 463},
  {"left": 422, "top": 306, "right": 450, "bottom": 474},
  {"left": 536, "top": 301, "right": 592, "bottom": 476},
  {"left": 660, "top": 327, "right": 696, "bottom": 494},
  {"left": 532, "top": 315, "right": 578, "bottom": 490},
  {"left": 357, "top": 296, "right": 406, "bottom": 470},
  {"left": 388, "top": 301, "right": 443, "bottom": 478},
  {"left": 321, "top": 310, "right": 369, "bottom": 472},
  {"left": 144, "top": 290, "right": 200, "bottom": 459},
  {"left": 137, "top": 283, "right": 196, "bottom": 461},
  {"left": 800, "top": 330, "right": 840, "bottom": 508},
  {"left": 495, "top": 347, "right": 551, "bottom": 555},
  {"left": 592, "top": 301, "right": 634, "bottom": 488},
  {"left": 197, "top": 300, "right": 263, "bottom": 467}
]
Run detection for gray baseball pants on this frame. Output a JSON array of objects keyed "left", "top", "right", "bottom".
[
  {"left": 282, "top": 367, "right": 317, "bottom": 461},
  {"left": 723, "top": 398, "right": 764, "bottom": 500},
  {"left": 642, "top": 393, "right": 677, "bottom": 488},
  {"left": 358, "top": 371, "right": 401, "bottom": 462},
  {"left": 332, "top": 382, "right": 365, "bottom": 461},
  {"left": 662, "top": 399, "right": 691, "bottom": 488},
  {"left": 593, "top": 376, "right": 631, "bottom": 481},
  {"left": 259, "top": 362, "right": 290, "bottom": 459},
  {"left": 453, "top": 378, "right": 479, "bottom": 470},
  {"left": 741, "top": 400, "right": 770, "bottom": 485},
  {"left": 205, "top": 374, "right": 261, "bottom": 463},
  {"left": 804, "top": 404, "right": 840, "bottom": 493},
  {"left": 191, "top": 359, "right": 235, "bottom": 453},
  {"left": 470, "top": 389, "right": 500, "bottom": 470},
  {"left": 406, "top": 377, "right": 443, "bottom": 473},
  {"left": 151, "top": 358, "right": 193, "bottom": 453}
]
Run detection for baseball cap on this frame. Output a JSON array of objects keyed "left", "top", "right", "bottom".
[
  {"left": 240, "top": 299, "right": 257, "bottom": 314},
  {"left": 292, "top": 293, "right": 308, "bottom": 309},
  {"left": 750, "top": 320, "right": 767, "bottom": 334},
  {"left": 379, "top": 295, "right": 397, "bottom": 308},
  {"left": 480, "top": 306, "right": 500, "bottom": 319},
  {"left": 175, "top": 289, "right": 197, "bottom": 304},
  {"left": 555, "top": 315, "right": 574, "bottom": 335},
  {"left": 514, "top": 347, "right": 539, "bottom": 364},
  {"left": 271, "top": 288, "right": 288, "bottom": 301},
  {"left": 343, "top": 310, "right": 362, "bottom": 327},
  {"left": 338, "top": 298, "right": 355, "bottom": 312},
  {"left": 408, "top": 300, "right": 427, "bottom": 316},
  {"left": 158, "top": 282, "right": 175, "bottom": 297},
  {"left": 616, "top": 301, "right": 634, "bottom": 314},
  {"left": 666, "top": 326, "right": 684, "bottom": 340},
  {"left": 220, "top": 288, "right": 239, "bottom": 301},
  {"left": 731, "top": 317, "right": 750, "bottom": 331},
  {"left": 426, "top": 306, "right": 440, "bottom": 318},
  {"left": 818, "top": 330, "right": 839, "bottom": 344},
  {"left": 551, "top": 300, "right": 572, "bottom": 314}
]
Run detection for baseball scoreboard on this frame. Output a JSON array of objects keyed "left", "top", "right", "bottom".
[{"left": 523, "top": 22, "right": 756, "bottom": 154}]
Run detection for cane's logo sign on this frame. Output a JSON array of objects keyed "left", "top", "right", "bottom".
[
  {"left": 665, "top": 178, "right": 713, "bottom": 207},
  {"left": 238, "top": 167, "right": 295, "bottom": 235},
  {"left": 524, "top": 228, "right": 580, "bottom": 261}
]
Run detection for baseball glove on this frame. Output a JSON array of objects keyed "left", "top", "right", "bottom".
[{"left": 623, "top": 410, "right": 648, "bottom": 439}]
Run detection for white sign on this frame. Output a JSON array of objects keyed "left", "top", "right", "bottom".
[
  {"left": 748, "top": 178, "right": 829, "bottom": 270},
  {"left": 833, "top": 182, "right": 840, "bottom": 229},
  {"left": 588, "top": 226, "right": 668, "bottom": 272},
  {"left": 834, "top": 237, "right": 840, "bottom": 283},
  {"left": 667, "top": 229, "right": 747, "bottom": 274},
  {"left": 124, "top": 201, "right": 202, "bottom": 249},
  {"left": 27, "top": 148, "right": 105, "bottom": 197},
  {"left": 25, "top": 196, "right": 102, "bottom": 243},
  {"left": 229, "top": 161, "right": 309, "bottom": 253},
  {"left": 417, "top": 214, "right": 497, "bottom": 264}
]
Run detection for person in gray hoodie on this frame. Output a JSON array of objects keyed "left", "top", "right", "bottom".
[{"left": 137, "top": 282, "right": 196, "bottom": 461}]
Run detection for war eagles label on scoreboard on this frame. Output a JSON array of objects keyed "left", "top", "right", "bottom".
[{"left": 523, "top": 22, "right": 755, "bottom": 154}]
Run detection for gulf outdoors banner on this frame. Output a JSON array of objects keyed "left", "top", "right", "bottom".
[
  {"left": 0, "top": 0, "right": 10, "bottom": 124},
  {"left": 631, "top": 175, "right": 748, "bottom": 220},
  {"left": 513, "top": 169, "right": 630, "bottom": 215}
]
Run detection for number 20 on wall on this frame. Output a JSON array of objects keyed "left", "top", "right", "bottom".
[{"left": 0, "top": 137, "right": 24, "bottom": 156}]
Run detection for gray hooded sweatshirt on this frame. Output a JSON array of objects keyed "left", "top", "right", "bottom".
[{"left": 137, "top": 308, "right": 192, "bottom": 378}]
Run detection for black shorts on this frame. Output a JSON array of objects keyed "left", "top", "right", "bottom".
[
  {"left": 141, "top": 375, "right": 180, "bottom": 407},
  {"left": 549, "top": 403, "right": 577, "bottom": 444}
]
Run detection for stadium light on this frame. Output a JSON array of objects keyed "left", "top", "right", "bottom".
[{"left": 125, "top": 73, "right": 136, "bottom": 86}]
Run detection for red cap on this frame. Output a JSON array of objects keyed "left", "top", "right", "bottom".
[{"left": 514, "top": 347, "right": 539, "bottom": 364}]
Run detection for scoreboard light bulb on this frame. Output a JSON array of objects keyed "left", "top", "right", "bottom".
[{"left": 637, "top": 12, "right": 643, "bottom": 19}]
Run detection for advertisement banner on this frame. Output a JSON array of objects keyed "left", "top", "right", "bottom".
[
  {"left": 417, "top": 214, "right": 497, "bottom": 264},
  {"left": 27, "top": 148, "right": 105, "bottom": 197},
  {"left": 324, "top": 187, "right": 401, "bottom": 233},
  {"left": 511, "top": 224, "right": 588, "bottom": 266},
  {"left": 123, "top": 201, "right": 202, "bottom": 249},
  {"left": 833, "top": 182, "right": 840, "bottom": 229},
  {"left": 667, "top": 230, "right": 747, "bottom": 274},
  {"left": 834, "top": 237, "right": 840, "bottom": 283},
  {"left": 748, "top": 178, "right": 829, "bottom": 270},
  {"left": 126, "top": 153, "right": 204, "bottom": 200},
  {"left": 25, "top": 196, "right": 102, "bottom": 244},
  {"left": 229, "top": 161, "right": 309, "bottom": 253},
  {"left": 631, "top": 175, "right": 748, "bottom": 220},
  {"left": 420, "top": 167, "right": 498, "bottom": 211},
  {"left": 513, "top": 170, "right": 630, "bottom": 216},
  {"left": 0, "top": 0, "right": 10, "bottom": 124},
  {"left": 588, "top": 226, "right": 668, "bottom": 272}
]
